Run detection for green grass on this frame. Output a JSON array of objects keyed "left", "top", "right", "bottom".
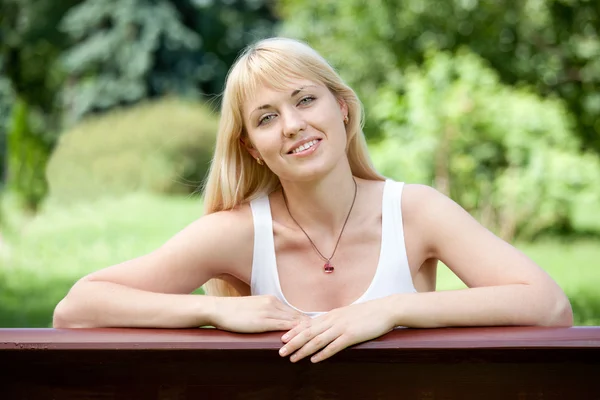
[
  {"left": 0, "top": 192, "right": 599, "bottom": 327},
  {"left": 0, "top": 192, "right": 205, "bottom": 327}
]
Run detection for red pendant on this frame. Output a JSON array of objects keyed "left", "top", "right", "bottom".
[{"left": 324, "top": 262, "right": 334, "bottom": 273}]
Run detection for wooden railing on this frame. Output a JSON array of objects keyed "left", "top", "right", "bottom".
[{"left": 1, "top": 326, "right": 599, "bottom": 399}]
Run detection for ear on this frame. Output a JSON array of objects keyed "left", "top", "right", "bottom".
[
  {"left": 338, "top": 97, "right": 349, "bottom": 121},
  {"left": 240, "top": 135, "right": 261, "bottom": 160}
]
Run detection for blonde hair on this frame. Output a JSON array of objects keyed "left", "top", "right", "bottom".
[{"left": 202, "top": 37, "right": 384, "bottom": 297}]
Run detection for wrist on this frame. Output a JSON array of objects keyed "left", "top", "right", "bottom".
[
  {"left": 382, "top": 293, "right": 407, "bottom": 328},
  {"left": 197, "top": 294, "right": 219, "bottom": 328}
]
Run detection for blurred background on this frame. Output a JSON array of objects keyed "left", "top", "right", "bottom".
[{"left": 0, "top": 0, "right": 599, "bottom": 328}]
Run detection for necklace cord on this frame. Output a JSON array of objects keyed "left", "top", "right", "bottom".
[{"left": 281, "top": 177, "right": 358, "bottom": 263}]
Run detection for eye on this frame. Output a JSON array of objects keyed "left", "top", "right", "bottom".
[
  {"left": 298, "top": 96, "right": 316, "bottom": 106},
  {"left": 258, "top": 113, "right": 276, "bottom": 126}
]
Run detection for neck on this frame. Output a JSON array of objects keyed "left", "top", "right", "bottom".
[{"left": 279, "top": 164, "right": 358, "bottom": 236}]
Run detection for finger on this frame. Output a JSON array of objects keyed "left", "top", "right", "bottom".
[
  {"left": 289, "top": 329, "right": 340, "bottom": 363},
  {"left": 281, "top": 318, "right": 311, "bottom": 343},
  {"left": 279, "top": 321, "right": 327, "bottom": 358},
  {"left": 310, "top": 335, "right": 349, "bottom": 363}
]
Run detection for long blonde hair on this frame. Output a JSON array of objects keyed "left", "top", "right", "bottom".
[{"left": 202, "top": 37, "right": 384, "bottom": 297}]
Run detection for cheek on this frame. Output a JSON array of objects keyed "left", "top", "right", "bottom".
[{"left": 252, "top": 131, "right": 282, "bottom": 156}]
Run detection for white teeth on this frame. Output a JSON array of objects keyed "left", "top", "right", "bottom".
[{"left": 292, "top": 140, "right": 318, "bottom": 154}]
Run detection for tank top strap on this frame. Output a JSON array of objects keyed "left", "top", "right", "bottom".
[
  {"left": 249, "top": 195, "right": 281, "bottom": 299},
  {"left": 379, "top": 180, "right": 415, "bottom": 293}
]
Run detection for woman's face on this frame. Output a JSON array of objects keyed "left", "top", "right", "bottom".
[{"left": 243, "top": 78, "right": 349, "bottom": 182}]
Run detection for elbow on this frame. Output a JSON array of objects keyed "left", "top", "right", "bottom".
[
  {"left": 52, "top": 298, "right": 73, "bottom": 328},
  {"left": 52, "top": 290, "right": 95, "bottom": 329},
  {"left": 52, "top": 298, "right": 85, "bottom": 328},
  {"left": 541, "top": 292, "right": 574, "bottom": 327}
]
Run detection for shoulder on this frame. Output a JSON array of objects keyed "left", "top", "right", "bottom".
[
  {"left": 400, "top": 182, "right": 468, "bottom": 225},
  {"left": 400, "top": 183, "right": 446, "bottom": 218},
  {"left": 171, "top": 203, "right": 255, "bottom": 272},
  {"left": 194, "top": 203, "right": 254, "bottom": 248},
  {"left": 399, "top": 183, "right": 469, "bottom": 253},
  {"left": 400, "top": 183, "right": 499, "bottom": 259},
  {"left": 201, "top": 203, "right": 254, "bottom": 234}
]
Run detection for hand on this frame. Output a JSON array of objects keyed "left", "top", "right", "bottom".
[
  {"left": 210, "top": 295, "right": 309, "bottom": 333},
  {"left": 278, "top": 298, "right": 395, "bottom": 363}
]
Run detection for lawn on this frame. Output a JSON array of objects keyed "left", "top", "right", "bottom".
[{"left": 0, "top": 192, "right": 598, "bottom": 327}]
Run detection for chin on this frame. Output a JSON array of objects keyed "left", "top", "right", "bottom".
[{"left": 278, "top": 158, "right": 344, "bottom": 183}]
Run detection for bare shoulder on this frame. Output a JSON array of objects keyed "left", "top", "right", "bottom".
[
  {"left": 400, "top": 183, "right": 482, "bottom": 259},
  {"left": 400, "top": 183, "right": 449, "bottom": 225},
  {"left": 181, "top": 204, "right": 254, "bottom": 270},
  {"left": 80, "top": 203, "right": 254, "bottom": 294},
  {"left": 401, "top": 183, "right": 469, "bottom": 220}
]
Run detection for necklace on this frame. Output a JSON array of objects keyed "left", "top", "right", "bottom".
[{"left": 281, "top": 178, "right": 357, "bottom": 274}]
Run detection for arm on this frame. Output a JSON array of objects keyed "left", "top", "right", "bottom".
[
  {"left": 385, "top": 184, "right": 573, "bottom": 328},
  {"left": 53, "top": 209, "right": 250, "bottom": 329}
]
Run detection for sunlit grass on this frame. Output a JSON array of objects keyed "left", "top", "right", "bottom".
[{"left": 0, "top": 192, "right": 205, "bottom": 327}]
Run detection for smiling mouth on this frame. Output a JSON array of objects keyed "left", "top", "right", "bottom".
[{"left": 288, "top": 139, "right": 321, "bottom": 154}]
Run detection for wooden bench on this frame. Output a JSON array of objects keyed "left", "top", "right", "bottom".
[{"left": 1, "top": 326, "right": 599, "bottom": 399}]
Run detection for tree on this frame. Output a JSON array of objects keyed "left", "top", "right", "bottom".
[
  {"left": 279, "top": 0, "right": 600, "bottom": 154},
  {"left": 0, "top": 0, "right": 81, "bottom": 210},
  {"left": 60, "top": 0, "right": 278, "bottom": 124}
]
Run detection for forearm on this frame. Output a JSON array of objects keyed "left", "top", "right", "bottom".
[
  {"left": 385, "top": 284, "right": 573, "bottom": 328},
  {"left": 53, "top": 280, "right": 216, "bottom": 329}
]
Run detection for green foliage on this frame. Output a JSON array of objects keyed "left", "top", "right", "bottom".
[
  {"left": 369, "top": 49, "right": 600, "bottom": 240},
  {"left": 6, "top": 99, "right": 52, "bottom": 211},
  {"left": 0, "top": 0, "right": 78, "bottom": 120},
  {"left": 278, "top": 0, "right": 600, "bottom": 154},
  {"left": 60, "top": 0, "right": 277, "bottom": 123},
  {"left": 59, "top": 0, "right": 200, "bottom": 122},
  {"left": 0, "top": 67, "right": 11, "bottom": 186},
  {"left": 46, "top": 98, "right": 218, "bottom": 204},
  {"left": 0, "top": 0, "right": 81, "bottom": 208}
]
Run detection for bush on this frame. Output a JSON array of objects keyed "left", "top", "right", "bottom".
[
  {"left": 369, "top": 49, "right": 600, "bottom": 241},
  {"left": 46, "top": 98, "right": 218, "bottom": 204}
]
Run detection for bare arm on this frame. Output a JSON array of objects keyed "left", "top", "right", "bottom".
[
  {"left": 385, "top": 184, "right": 573, "bottom": 328},
  {"left": 53, "top": 209, "right": 252, "bottom": 328}
]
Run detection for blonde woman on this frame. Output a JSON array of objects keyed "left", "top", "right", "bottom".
[{"left": 53, "top": 37, "right": 573, "bottom": 363}]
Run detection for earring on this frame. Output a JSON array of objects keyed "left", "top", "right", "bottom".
[
  {"left": 344, "top": 115, "right": 349, "bottom": 124},
  {"left": 256, "top": 157, "right": 264, "bottom": 165}
]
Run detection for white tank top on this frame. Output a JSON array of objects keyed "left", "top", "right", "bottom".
[{"left": 249, "top": 179, "right": 417, "bottom": 318}]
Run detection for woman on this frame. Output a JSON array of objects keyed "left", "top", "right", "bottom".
[{"left": 53, "top": 37, "right": 573, "bottom": 364}]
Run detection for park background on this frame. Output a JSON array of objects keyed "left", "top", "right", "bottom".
[{"left": 0, "top": 0, "right": 599, "bottom": 328}]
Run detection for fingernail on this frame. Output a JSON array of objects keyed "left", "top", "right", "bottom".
[
  {"left": 282, "top": 333, "right": 289, "bottom": 341},
  {"left": 279, "top": 347, "right": 287, "bottom": 356}
]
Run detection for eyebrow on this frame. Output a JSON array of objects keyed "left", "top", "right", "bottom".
[{"left": 251, "top": 85, "right": 317, "bottom": 115}]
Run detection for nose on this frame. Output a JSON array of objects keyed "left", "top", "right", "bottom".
[{"left": 282, "top": 108, "right": 307, "bottom": 138}]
